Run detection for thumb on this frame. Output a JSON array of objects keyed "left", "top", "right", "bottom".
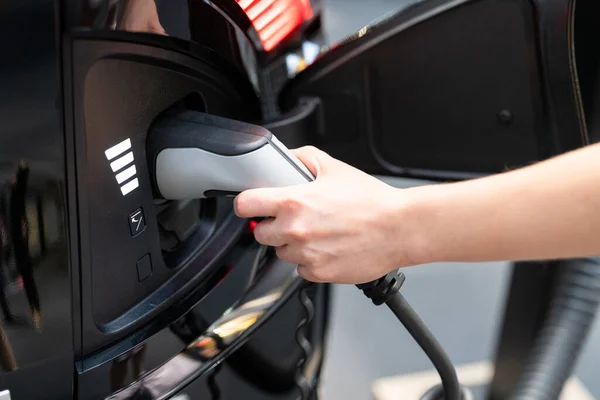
[{"left": 291, "top": 146, "right": 331, "bottom": 177}]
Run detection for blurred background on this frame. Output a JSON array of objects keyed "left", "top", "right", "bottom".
[{"left": 317, "top": 0, "right": 600, "bottom": 399}]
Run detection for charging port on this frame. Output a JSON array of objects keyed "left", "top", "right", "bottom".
[{"left": 153, "top": 92, "right": 220, "bottom": 266}]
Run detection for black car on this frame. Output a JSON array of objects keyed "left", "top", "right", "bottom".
[{"left": 0, "top": 0, "right": 597, "bottom": 398}]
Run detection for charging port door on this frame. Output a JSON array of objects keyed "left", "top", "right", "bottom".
[{"left": 276, "top": 0, "right": 588, "bottom": 181}]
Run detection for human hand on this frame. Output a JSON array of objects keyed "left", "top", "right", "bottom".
[
  {"left": 118, "top": 0, "right": 167, "bottom": 35},
  {"left": 234, "top": 146, "right": 417, "bottom": 284}
]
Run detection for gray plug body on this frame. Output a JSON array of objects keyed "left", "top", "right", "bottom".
[{"left": 147, "top": 110, "right": 314, "bottom": 200}]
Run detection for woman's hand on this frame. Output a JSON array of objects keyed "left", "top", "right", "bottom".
[
  {"left": 118, "top": 0, "right": 167, "bottom": 35},
  {"left": 234, "top": 146, "right": 417, "bottom": 284},
  {"left": 236, "top": 141, "right": 600, "bottom": 280}
]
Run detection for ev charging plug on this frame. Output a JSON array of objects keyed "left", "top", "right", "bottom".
[{"left": 147, "top": 108, "right": 467, "bottom": 400}]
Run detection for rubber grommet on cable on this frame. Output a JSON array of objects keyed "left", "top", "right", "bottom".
[{"left": 356, "top": 270, "right": 406, "bottom": 305}]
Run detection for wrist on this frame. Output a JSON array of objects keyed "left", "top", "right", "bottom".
[{"left": 389, "top": 183, "right": 451, "bottom": 267}]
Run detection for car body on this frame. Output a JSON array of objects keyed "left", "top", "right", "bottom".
[
  {"left": 0, "top": 1, "right": 329, "bottom": 399},
  {"left": 0, "top": 0, "right": 595, "bottom": 398}
]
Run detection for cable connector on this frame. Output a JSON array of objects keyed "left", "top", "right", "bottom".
[{"left": 356, "top": 270, "right": 406, "bottom": 306}]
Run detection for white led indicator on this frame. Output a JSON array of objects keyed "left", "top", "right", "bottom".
[
  {"left": 120, "top": 178, "right": 139, "bottom": 196},
  {"left": 105, "top": 138, "right": 140, "bottom": 196},
  {"left": 115, "top": 165, "right": 137, "bottom": 184},
  {"left": 110, "top": 151, "right": 134, "bottom": 172},
  {"left": 105, "top": 138, "right": 132, "bottom": 161}
]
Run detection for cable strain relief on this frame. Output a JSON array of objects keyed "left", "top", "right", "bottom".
[{"left": 356, "top": 269, "right": 406, "bottom": 306}]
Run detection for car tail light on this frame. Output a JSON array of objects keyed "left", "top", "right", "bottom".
[{"left": 237, "top": 0, "right": 313, "bottom": 51}]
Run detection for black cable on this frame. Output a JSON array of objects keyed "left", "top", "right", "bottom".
[
  {"left": 387, "top": 292, "right": 461, "bottom": 400},
  {"left": 357, "top": 271, "right": 462, "bottom": 400}
]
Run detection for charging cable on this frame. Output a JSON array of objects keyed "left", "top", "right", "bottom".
[{"left": 357, "top": 270, "right": 463, "bottom": 400}]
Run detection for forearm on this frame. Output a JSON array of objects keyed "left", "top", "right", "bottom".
[{"left": 403, "top": 142, "right": 600, "bottom": 265}]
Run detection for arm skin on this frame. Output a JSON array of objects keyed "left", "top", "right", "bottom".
[
  {"left": 234, "top": 143, "right": 600, "bottom": 284},
  {"left": 407, "top": 141, "right": 600, "bottom": 266}
]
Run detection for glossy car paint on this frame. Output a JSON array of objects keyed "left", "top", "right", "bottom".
[
  {"left": 0, "top": 0, "right": 328, "bottom": 399},
  {"left": 0, "top": 1, "right": 73, "bottom": 399}
]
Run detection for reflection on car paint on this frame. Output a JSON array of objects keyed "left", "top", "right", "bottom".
[
  {"left": 0, "top": 3, "right": 73, "bottom": 397},
  {"left": 73, "top": 0, "right": 261, "bottom": 95},
  {"left": 107, "top": 260, "right": 301, "bottom": 399},
  {"left": 0, "top": 159, "right": 69, "bottom": 371}
]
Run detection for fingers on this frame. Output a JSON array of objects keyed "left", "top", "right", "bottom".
[
  {"left": 234, "top": 188, "right": 282, "bottom": 218},
  {"left": 291, "top": 146, "right": 330, "bottom": 177},
  {"left": 296, "top": 264, "right": 311, "bottom": 280},
  {"left": 253, "top": 219, "right": 286, "bottom": 247},
  {"left": 277, "top": 248, "right": 320, "bottom": 283},
  {"left": 276, "top": 246, "right": 325, "bottom": 282},
  {"left": 274, "top": 244, "right": 299, "bottom": 263},
  {"left": 234, "top": 183, "right": 308, "bottom": 219},
  {"left": 235, "top": 146, "right": 327, "bottom": 219},
  {"left": 296, "top": 264, "right": 326, "bottom": 283}
]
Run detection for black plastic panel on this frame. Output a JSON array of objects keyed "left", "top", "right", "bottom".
[
  {"left": 83, "top": 57, "right": 182, "bottom": 324},
  {"left": 76, "top": 242, "right": 261, "bottom": 398},
  {"left": 280, "top": 0, "right": 549, "bottom": 179},
  {"left": 69, "top": 36, "right": 262, "bottom": 355}
]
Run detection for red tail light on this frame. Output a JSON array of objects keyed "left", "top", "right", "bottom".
[{"left": 237, "top": 0, "right": 313, "bottom": 51}]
